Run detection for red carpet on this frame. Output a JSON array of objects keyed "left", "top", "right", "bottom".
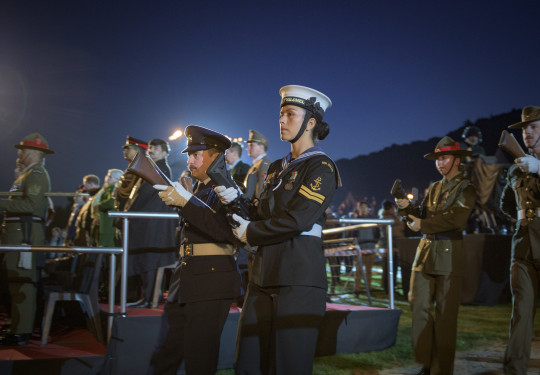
[
  {"left": 0, "top": 328, "right": 106, "bottom": 361},
  {"left": 0, "top": 301, "right": 241, "bottom": 360}
]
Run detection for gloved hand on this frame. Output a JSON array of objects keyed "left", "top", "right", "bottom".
[
  {"left": 231, "top": 213, "right": 250, "bottom": 244},
  {"left": 515, "top": 156, "right": 540, "bottom": 174},
  {"left": 407, "top": 214, "right": 421, "bottom": 232},
  {"left": 154, "top": 183, "right": 193, "bottom": 207},
  {"left": 18, "top": 252, "right": 32, "bottom": 270},
  {"left": 214, "top": 185, "right": 239, "bottom": 205},
  {"left": 395, "top": 198, "right": 410, "bottom": 210}
]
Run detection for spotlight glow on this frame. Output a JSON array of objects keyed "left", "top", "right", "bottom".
[{"left": 169, "top": 130, "right": 183, "bottom": 140}]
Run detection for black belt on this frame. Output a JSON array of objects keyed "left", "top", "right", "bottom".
[{"left": 423, "top": 231, "right": 463, "bottom": 241}]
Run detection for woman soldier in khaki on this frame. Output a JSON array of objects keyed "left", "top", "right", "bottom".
[{"left": 395, "top": 136, "right": 476, "bottom": 375}]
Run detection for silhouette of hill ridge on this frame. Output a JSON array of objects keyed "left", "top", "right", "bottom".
[{"left": 332, "top": 108, "right": 522, "bottom": 209}]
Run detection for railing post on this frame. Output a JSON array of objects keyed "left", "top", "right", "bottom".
[
  {"left": 121, "top": 217, "right": 129, "bottom": 315},
  {"left": 387, "top": 225, "right": 394, "bottom": 309},
  {"left": 108, "top": 253, "right": 116, "bottom": 342}
]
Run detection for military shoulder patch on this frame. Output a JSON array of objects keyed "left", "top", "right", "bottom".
[
  {"left": 298, "top": 184, "right": 325, "bottom": 204},
  {"left": 28, "top": 184, "right": 42, "bottom": 196}
]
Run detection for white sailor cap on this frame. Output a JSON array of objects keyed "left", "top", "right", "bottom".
[{"left": 279, "top": 85, "right": 332, "bottom": 120}]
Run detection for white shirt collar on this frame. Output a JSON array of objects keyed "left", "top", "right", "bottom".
[{"left": 252, "top": 153, "right": 266, "bottom": 165}]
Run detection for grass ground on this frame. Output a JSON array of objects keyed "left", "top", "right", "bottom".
[{"left": 218, "top": 262, "right": 515, "bottom": 374}]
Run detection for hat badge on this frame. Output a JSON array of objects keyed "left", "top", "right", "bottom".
[{"left": 524, "top": 109, "right": 540, "bottom": 121}]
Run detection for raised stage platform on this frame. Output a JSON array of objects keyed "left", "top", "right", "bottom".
[{"left": 0, "top": 303, "right": 400, "bottom": 375}]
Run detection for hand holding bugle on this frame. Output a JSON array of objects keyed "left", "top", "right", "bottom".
[
  {"left": 126, "top": 151, "right": 172, "bottom": 186},
  {"left": 390, "top": 178, "right": 419, "bottom": 222},
  {"left": 206, "top": 153, "right": 252, "bottom": 224}
]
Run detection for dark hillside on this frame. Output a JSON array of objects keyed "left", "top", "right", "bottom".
[{"left": 332, "top": 109, "right": 522, "bottom": 209}]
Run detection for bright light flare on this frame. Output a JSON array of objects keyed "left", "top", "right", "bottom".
[
  {"left": 406, "top": 193, "right": 414, "bottom": 200},
  {"left": 169, "top": 130, "right": 183, "bottom": 140}
]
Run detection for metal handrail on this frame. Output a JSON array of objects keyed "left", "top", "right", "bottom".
[
  {"left": 0, "top": 192, "right": 89, "bottom": 197},
  {"left": 324, "top": 218, "right": 396, "bottom": 309},
  {"left": 107, "top": 213, "right": 399, "bottom": 308},
  {"left": 0, "top": 213, "right": 398, "bottom": 346},
  {"left": 0, "top": 246, "right": 121, "bottom": 253},
  {"left": 107, "top": 212, "right": 179, "bottom": 315},
  {"left": 0, "top": 245, "right": 121, "bottom": 342},
  {"left": 108, "top": 212, "right": 179, "bottom": 219}
]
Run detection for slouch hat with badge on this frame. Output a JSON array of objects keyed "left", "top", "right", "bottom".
[
  {"left": 508, "top": 106, "right": 540, "bottom": 129},
  {"left": 14, "top": 133, "right": 54, "bottom": 154},
  {"left": 424, "top": 136, "right": 472, "bottom": 160}
]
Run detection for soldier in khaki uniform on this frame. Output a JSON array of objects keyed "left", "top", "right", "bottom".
[
  {"left": 501, "top": 106, "right": 540, "bottom": 375},
  {"left": 244, "top": 129, "right": 271, "bottom": 202},
  {"left": 243, "top": 130, "right": 271, "bottom": 282},
  {"left": 396, "top": 136, "right": 475, "bottom": 375},
  {"left": 0, "top": 133, "right": 53, "bottom": 346},
  {"left": 114, "top": 136, "right": 147, "bottom": 211}
]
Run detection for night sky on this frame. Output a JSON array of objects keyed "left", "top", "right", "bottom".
[{"left": 1, "top": 1, "right": 540, "bottom": 196}]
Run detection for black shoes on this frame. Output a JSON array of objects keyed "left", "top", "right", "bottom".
[
  {"left": 0, "top": 333, "right": 31, "bottom": 346},
  {"left": 416, "top": 369, "right": 430, "bottom": 375}
]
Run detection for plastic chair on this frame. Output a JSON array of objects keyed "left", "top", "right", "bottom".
[
  {"left": 40, "top": 253, "right": 104, "bottom": 346},
  {"left": 151, "top": 262, "right": 177, "bottom": 308}
]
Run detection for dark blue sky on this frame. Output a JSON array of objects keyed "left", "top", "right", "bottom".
[{"left": 1, "top": 1, "right": 540, "bottom": 194}]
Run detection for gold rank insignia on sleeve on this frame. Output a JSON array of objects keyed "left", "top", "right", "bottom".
[{"left": 299, "top": 184, "right": 325, "bottom": 204}]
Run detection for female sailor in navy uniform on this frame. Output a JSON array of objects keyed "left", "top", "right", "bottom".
[{"left": 216, "top": 85, "right": 341, "bottom": 375}]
